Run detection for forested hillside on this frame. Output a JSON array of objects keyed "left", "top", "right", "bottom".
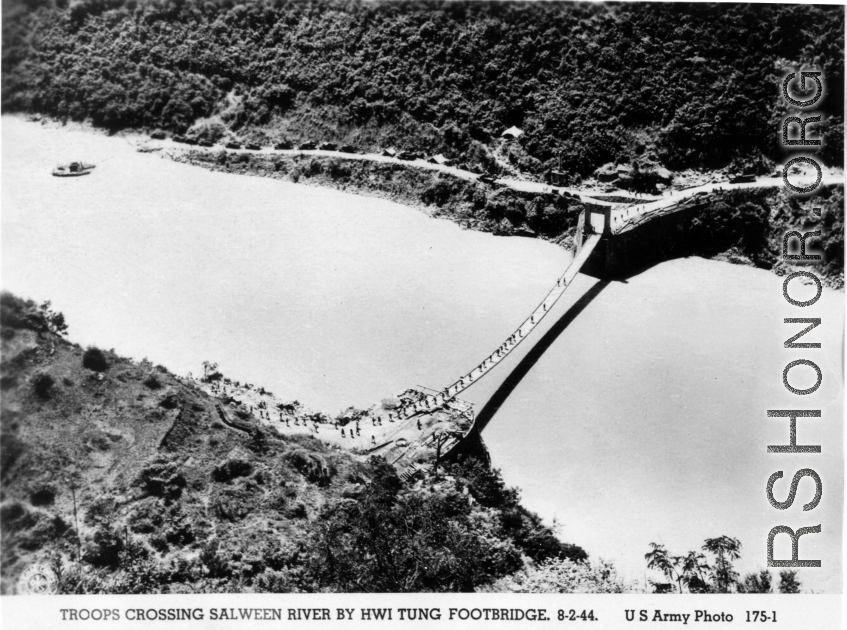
[{"left": 2, "top": 1, "right": 843, "bottom": 177}]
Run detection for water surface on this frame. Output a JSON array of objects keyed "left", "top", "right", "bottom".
[
  {"left": 2, "top": 117, "right": 842, "bottom": 592},
  {"left": 2, "top": 117, "right": 569, "bottom": 413}
]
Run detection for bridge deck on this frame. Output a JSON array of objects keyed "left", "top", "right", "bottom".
[{"left": 438, "top": 234, "right": 602, "bottom": 401}]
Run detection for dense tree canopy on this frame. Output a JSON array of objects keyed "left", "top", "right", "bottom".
[{"left": 2, "top": 1, "right": 844, "bottom": 174}]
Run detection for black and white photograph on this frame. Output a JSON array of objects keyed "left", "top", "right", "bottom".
[{"left": 0, "top": 0, "right": 844, "bottom": 624}]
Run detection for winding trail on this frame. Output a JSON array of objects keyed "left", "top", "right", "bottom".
[{"left": 151, "top": 137, "right": 842, "bottom": 213}]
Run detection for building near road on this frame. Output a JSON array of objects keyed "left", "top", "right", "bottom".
[
  {"left": 656, "top": 167, "right": 673, "bottom": 183},
  {"left": 500, "top": 126, "right": 523, "bottom": 139},
  {"left": 382, "top": 147, "right": 397, "bottom": 157},
  {"left": 427, "top": 154, "right": 453, "bottom": 166},
  {"left": 595, "top": 163, "right": 618, "bottom": 182},
  {"left": 548, "top": 170, "right": 568, "bottom": 186}
]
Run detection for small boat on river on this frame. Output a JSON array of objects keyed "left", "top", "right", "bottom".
[{"left": 52, "top": 161, "right": 95, "bottom": 177}]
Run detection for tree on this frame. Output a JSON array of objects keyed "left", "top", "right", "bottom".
[
  {"left": 680, "top": 551, "right": 711, "bottom": 593},
  {"left": 646, "top": 538, "right": 806, "bottom": 595},
  {"left": 645, "top": 543, "right": 683, "bottom": 593},
  {"left": 702, "top": 536, "right": 742, "bottom": 593},
  {"left": 39, "top": 300, "right": 68, "bottom": 336},
  {"left": 741, "top": 570, "right": 772, "bottom": 593},
  {"left": 201, "top": 360, "right": 222, "bottom": 382},
  {"left": 778, "top": 570, "right": 802, "bottom": 594}
]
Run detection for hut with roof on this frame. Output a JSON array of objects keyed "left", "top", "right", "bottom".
[
  {"left": 500, "top": 126, "right": 523, "bottom": 140},
  {"left": 427, "top": 154, "right": 453, "bottom": 166}
]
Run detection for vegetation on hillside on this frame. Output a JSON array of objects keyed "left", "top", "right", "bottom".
[
  {"left": 678, "top": 185, "right": 843, "bottom": 288},
  {"left": 0, "top": 292, "right": 586, "bottom": 593},
  {"left": 2, "top": 1, "right": 843, "bottom": 177},
  {"left": 484, "top": 557, "right": 633, "bottom": 593}
]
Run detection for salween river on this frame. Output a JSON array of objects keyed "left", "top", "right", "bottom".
[{"left": 2, "top": 117, "right": 842, "bottom": 592}]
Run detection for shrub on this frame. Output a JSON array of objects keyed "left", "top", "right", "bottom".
[
  {"left": 778, "top": 570, "right": 802, "bottom": 594},
  {"left": 158, "top": 393, "right": 179, "bottom": 409},
  {"left": 288, "top": 502, "right": 307, "bottom": 519},
  {"left": 18, "top": 512, "right": 69, "bottom": 551},
  {"left": 488, "top": 558, "right": 635, "bottom": 593},
  {"left": 128, "top": 502, "right": 165, "bottom": 534},
  {"left": 740, "top": 570, "right": 773, "bottom": 593},
  {"left": 212, "top": 459, "right": 253, "bottom": 483},
  {"left": 30, "top": 486, "right": 56, "bottom": 506},
  {"left": 144, "top": 374, "right": 162, "bottom": 389},
  {"left": 82, "top": 347, "right": 109, "bottom": 372},
  {"left": 0, "top": 501, "right": 34, "bottom": 533},
  {"left": 84, "top": 524, "right": 125, "bottom": 568},
  {"left": 286, "top": 450, "right": 331, "bottom": 485},
  {"left": 310, "top": 457, "right": 524, "bottom": 592},
  {"left": 137, "top": 460, "right": 187, "bottom": 500},
  {"left": 32, "top": 371, "right": 55, "bottom": 399},
  {"left": 84, "top": 497, "right": 117, "bottom": 525}
]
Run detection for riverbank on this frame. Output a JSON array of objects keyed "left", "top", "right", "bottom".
[
  {"left": 166, "top": 142, "right": 844, "bottom": 289},
  {"left": 169, "top": 145, "right": 581, "bottom": 246},
  {"left": 16, "top": 114, "right": 844, "bottom": 289}
]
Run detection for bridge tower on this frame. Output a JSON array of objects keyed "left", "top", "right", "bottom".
[
  {"left": 585, "top": 206, "right": 612, "bottom": 238},
  {"left": 575, "top": 205, "right": 614, "bottom": 279}
]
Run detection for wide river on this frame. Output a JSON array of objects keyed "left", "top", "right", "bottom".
[{"left": 2, "top": 117, "right": 842, "bottom": 592}]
